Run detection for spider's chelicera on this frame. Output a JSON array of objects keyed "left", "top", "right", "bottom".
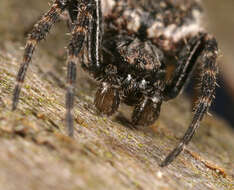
[{"left": 12, "top": 0, "right": 219, "bottom": 167}]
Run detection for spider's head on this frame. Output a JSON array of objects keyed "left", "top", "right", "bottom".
[
  {"left": 116, "top": 37, "right": 165, "bottom": 76},
  {"left": 114, "top": 36, "right": 166, "bottom": 97},
  {"left": 95, "top": 35, "right": 166, "bottom": 118}
]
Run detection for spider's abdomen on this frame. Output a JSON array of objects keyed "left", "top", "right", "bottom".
[{"left": 103, "top": 0, "right": 203, "bottom": 53}]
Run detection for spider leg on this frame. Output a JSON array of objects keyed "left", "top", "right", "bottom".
[
  {"left": 160, "top": 34, "right": 218, "bottom": 167},
  {"left": 164, "top": 33, "right": 205, "bottom": 100},
  {"left": 87, "top": 0, "right": 102, "bottom": 73},
  {"left": 66, "top": 0, "right": 102, "bottom": 136},
  {"left": 12, "top": 0, "right": 67, "bottom": 110},
  {"left": 86, "top": 1, "right": 121, "bottom": 116}
]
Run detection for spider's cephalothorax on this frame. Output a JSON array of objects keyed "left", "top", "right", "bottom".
[
  {"left": 94, "top": 34, "right": 166, "bottom": 127},
  {"left": 12, "top": 0, "right": 219, "bottom": 167}
]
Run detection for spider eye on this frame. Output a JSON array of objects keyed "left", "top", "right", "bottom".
[
  {"left": 104, "top": 64, "right": 118, "bottom": 75},
  {"left": 134, "top": 58, "right": 147, "bottom": 65}
]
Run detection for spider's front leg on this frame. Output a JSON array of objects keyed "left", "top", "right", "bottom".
[
  {"left": 160, "top": 33, "right": 218, "bottom": 167},
  {"left": 12, "top": 0, "right": 68, "bottom": 110},
  {"left": 65, "top": 0, "right": 102, "bottom": 136}
]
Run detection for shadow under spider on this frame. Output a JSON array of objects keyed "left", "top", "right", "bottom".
[{"left": 114, "top": 112, "right": 138, "bottom": 130}]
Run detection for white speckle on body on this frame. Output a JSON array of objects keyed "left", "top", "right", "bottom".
[
  {"left": 124, "top": 9, "right": 142, "bottom": 32},
  {"left": 102, "top": 0, "right": 116, "bottom": 17},
  {"left": 101, "top": 82, "right": 109, "bottom": 94},
  {"left": 147, "top": 9, "right": 203, "bottom": 44}
]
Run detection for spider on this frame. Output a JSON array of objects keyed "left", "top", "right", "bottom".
[{"left": 12, "top": 0, "right": 218, "bottom": 167}]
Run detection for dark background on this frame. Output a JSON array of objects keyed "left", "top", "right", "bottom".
[{"left": 202, "top": 0, "right": 234, "bottom": 128}]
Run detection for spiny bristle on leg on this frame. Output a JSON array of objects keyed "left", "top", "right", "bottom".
[
  {"left": 160, "top": 34, "right": 218, "bottom": 167},
  {"left": 12, "top": 0, "right": 66, "bottom": 111}
]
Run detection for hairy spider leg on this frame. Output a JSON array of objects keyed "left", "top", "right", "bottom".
[
  {"left": 92, "top": 1, "right": 121, "bottom": 117},
  {"left": 160, "top": 33, "right": 218, "bottom": 167},
  {"left": 12, "top": 0, "right": 67, "bottom": 111},
  {"left": 66, "top": 0, "right": 102, "bottom": 136},
  {"left": 163, "top": 33, "right": 205, "bottom": 100},
  {"left": 87, "top": 0, "right": 102, "bottom": 72}
]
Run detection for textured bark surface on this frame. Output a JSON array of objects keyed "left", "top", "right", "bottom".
[{"left": 0, "top": 1, "right": 234, "bottom": 190}]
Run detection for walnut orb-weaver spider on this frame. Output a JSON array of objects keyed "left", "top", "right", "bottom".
[{"left": 12, "top": 0, "right": 218, "bottom": 167}]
